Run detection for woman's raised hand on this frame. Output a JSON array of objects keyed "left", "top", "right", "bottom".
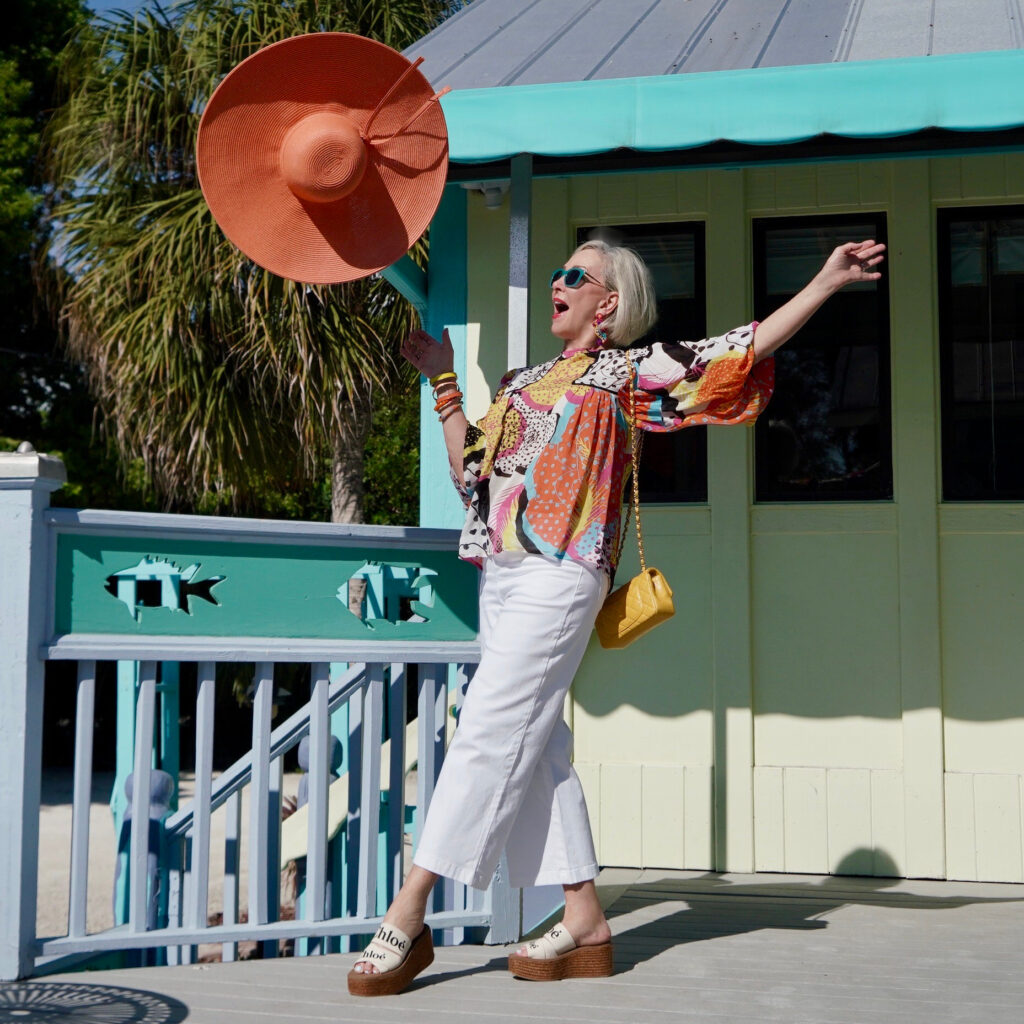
[
  {"left": 817, "top": 240, "right": 887, "bottom": 293},
  {"left": 402, "top": 328, "right": 454, "bottom": 379},
  {"left": 752, "top": 240, "right": 886, "bottom": 362}
]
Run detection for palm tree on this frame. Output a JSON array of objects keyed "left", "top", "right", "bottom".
[{"left": 39, "top": 0, "right": 449, "bottom": 520}]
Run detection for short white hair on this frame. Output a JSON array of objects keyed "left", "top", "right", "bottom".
[{"left": 571, "top": 239, "right": 657, "bottom": 347}]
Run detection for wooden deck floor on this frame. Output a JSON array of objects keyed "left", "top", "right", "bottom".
[{"left": 7, "top": 869, "right": 1024, "bottom": 1023}]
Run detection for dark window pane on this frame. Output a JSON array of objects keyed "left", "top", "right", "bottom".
[
  {"left": 578, "top": 222, "right": 707, "bottom": 503},
  {"left": 940, "top": 209, "right": 1024, "bottom": 500},
  {"left": 753, "top": 216, "right": 892, "bottom": 501}
]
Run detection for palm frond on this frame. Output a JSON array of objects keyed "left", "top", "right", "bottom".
[{"left": 38, "top": 0, "right": 440, "bottom": 510}]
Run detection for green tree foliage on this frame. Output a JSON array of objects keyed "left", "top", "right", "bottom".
[
  {"left": 362, "top": 383, "right": 420, "bottom": 525},
  {"left": 0, "top": 64, "right": 35, "bottom": 235},
  {"left": 0, "top": 0, "right": 89, "bottom": 449},
  {"left": 39, "top": 0, "right": 447, "bottom": 521}
]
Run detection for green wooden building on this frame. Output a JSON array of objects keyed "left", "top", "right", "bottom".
[{"left": 395, "top": 1, "right": 1024, "bottom": 882}]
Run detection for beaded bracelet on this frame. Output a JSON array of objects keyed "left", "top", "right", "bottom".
[
  {"left": 429, "top": 370, "right": 457, "bottom": 388},
  {"left": 433, "top": 389, "right": 464, "bottom": 413},
  {"left": 438, "top": 401, "right": 463, "bottom": 424}
]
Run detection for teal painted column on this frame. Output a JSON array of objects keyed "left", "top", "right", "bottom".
[
  {"left": 112, "top": 660, "right": 179, "bottom": 928},
  {"left": 158, "top": 663, "right": 180, "bottom": 812},
  {"left": 110, "top": 661, "right": 138, "bottom": 925},
  {"left": 419, "top": 185, "right": 468, "bottom": 529}
]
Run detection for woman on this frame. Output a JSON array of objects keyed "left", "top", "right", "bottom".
[{"left": 348, "top": 237, "right": 885, "bottom": 996}]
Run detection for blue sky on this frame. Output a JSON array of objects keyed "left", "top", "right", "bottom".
[{"left": 89, "top": 0, "right": 148, "bottom": 11}]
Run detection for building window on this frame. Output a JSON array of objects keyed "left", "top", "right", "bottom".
[
  {"left": 939, "top": 207, "right": 1024, "bottom": 500},
  {"left": 753, "top": 214, "right": 892, "bottom": 501},
  {"left": 578, "top": 221, "right": 707, "bottom": 502}
]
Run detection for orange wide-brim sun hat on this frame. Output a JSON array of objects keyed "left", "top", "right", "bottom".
[{"left": 197, "top": 33, "right": 449, "bottom": 285}]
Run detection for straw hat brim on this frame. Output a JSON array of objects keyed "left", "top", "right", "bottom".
[{"left": 197, "top": 33, "right": 448, "bottom": 284}]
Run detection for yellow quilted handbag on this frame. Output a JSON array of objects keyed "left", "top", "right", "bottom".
[{"left": 594, "top": 369, "right": 675, "bottom": 649}]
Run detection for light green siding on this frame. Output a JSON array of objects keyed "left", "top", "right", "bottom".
[
  {"left": 751, "top": 518, "right": 902, "bottom": 770},
  {"left": 450, "top": 151, "right": 1024, "bottom": 881}
]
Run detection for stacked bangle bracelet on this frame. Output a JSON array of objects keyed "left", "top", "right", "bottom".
[
  {"left": 429, "top": 371, "right": 463, "bottom": 421},
  {"left": 433, "top": 389, "right": 463, "bottom": 413},
  {"left": 438, "top": 402, "right": 463, "bottom": 424}
]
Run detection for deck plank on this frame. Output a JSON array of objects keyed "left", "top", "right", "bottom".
[{"left": 12, "top": 870, "right": 1024, "bottom": 1024}]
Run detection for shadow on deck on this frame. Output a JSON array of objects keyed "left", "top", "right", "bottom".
[{"left": 6, "top": 869, "right": 1024, "bottom": 1023}]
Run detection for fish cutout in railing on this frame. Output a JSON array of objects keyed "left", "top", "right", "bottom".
[
  {"left": 340, "top": 561, "right": 436, "bottom": 629},
  {"left": 104, "top": 557, "right": 225, "bottom": 621}
]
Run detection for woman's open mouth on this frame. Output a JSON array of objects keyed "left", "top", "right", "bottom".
[{"left": 552, "top": 298, "right": 569, "bottom": 319}]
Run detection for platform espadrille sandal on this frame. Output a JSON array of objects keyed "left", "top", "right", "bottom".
[
  {"left": 347, "top": 923, "right": 434, "bottom": 996},
  {"left": 507, "top": 923, "right": 614, "bottom": 981}
]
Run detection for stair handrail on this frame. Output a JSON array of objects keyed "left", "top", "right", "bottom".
[{"left": 164, "top": 662, "right": 368, "bottom": 835}]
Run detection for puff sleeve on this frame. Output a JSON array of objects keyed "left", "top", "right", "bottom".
[
  {"left": 449, "top": 369, "right": 515, "bottom": 506},
  {"left": 631, "top": 323, "right": 774, "bottom": 432}
]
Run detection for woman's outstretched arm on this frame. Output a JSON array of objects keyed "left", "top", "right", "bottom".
[
  {"left": 401, "top": 327, "right": 469, "bottom": 478},
  {"left": 752, "top": 240, "right": 886, "bottom": 363}
]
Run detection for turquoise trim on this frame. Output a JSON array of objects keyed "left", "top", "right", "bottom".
[
  {"left": 439, "top": 50, "right": 1024, "bottom": 163},
  {"left": 382, "top": 254, "right": 428, "bottom": 316},
  {"left": 419, "top": 185, "right": 469, "bottom": 530},
  {"left": 55, "top": 534, "right": 478, "bottom": 640}
]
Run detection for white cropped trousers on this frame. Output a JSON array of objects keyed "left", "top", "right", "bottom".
[{"left": 412, "top": 552, "right": 609, "bottom": 889}]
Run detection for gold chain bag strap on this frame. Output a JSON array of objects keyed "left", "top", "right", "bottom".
[{"left": 594, "top": 360, "right": 675, "bottom": 649}]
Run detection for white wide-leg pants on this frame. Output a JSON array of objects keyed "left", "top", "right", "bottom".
[{"left": 412, "top": 553, "right": 609, "bottom": 889}]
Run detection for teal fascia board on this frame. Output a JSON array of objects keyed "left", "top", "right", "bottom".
[
  {"left": 382, "top": 254, "right": 428, "bottom": 316},
  {"left": 439, "top": 49, "right": 1024, "bottom": 163}
]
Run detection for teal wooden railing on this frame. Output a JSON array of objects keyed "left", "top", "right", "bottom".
[{"left": 0, "top": 450, "right": 520, "bottom": 981}]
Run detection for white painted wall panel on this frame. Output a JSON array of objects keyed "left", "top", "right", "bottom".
[
  {"left": 682, "top": 767, "right": 715, "bottom": 870},
  {"left": 753, "top": 767, "right": 785, "bottom": 872},
  {"left": 944, "top": 774, "right": 978, "bottom": 881},
  {"left": 869, "top": 770, "right": 906, "bottom": 876},
  {"left": 783, "top": 768, "right": 829, "bottom": 874},
  {"left": 753, "top": 531, "right": 902, "bottom": 771},
  {"left": 826, "top": 770, "right": 872, "bottom": 875},
  {"left": 973, "top": 774, "right": 1023, "bottom": 883},
  {"left": 641, "top": 765, "right": 686, "bottom": 868},
  {"left": 600, "top": 764, "right": 642, "bottom": 866}
]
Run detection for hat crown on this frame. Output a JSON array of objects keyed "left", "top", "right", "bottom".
[
  {"left": 280, "top": 111, "right": 367, "bottom": 204},
  {"left": 196, "top": 32, "right": 448, "bottom": 283}
]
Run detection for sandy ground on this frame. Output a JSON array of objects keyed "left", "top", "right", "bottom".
[{"left": 36, "top": 769, "right": 302, "bottom": 941}]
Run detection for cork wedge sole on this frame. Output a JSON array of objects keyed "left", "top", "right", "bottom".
[
  {"left": 508, "top": 941, "right": 614, "bottom": 981},
  {"left": 347, "top": 927, "right": 434, "bottom": 997}
]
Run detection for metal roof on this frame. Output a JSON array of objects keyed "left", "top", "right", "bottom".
[{"left": 409, "top": 0, "right": 1024, "bottom": 90}]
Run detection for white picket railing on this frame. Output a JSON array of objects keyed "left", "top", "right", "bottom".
[{"left": 0, "top": 451, "right": 520, "bottom": 981}]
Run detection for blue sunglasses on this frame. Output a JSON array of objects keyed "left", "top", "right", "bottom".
[{"left": 549, "top": 266, "right": 604, "bottom": 289}]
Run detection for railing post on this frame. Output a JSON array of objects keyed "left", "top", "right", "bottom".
[{"left": 0, "top": 445, "right": 66, "bottom": 980}]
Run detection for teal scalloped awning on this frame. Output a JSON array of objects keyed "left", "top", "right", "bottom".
[{"left": 438, "top": 49, "right": 1024, "bottom": 164}]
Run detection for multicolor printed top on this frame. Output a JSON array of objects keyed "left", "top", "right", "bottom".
[{"left": 452, "top": 324, "right": 774, "bottom": 578}]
